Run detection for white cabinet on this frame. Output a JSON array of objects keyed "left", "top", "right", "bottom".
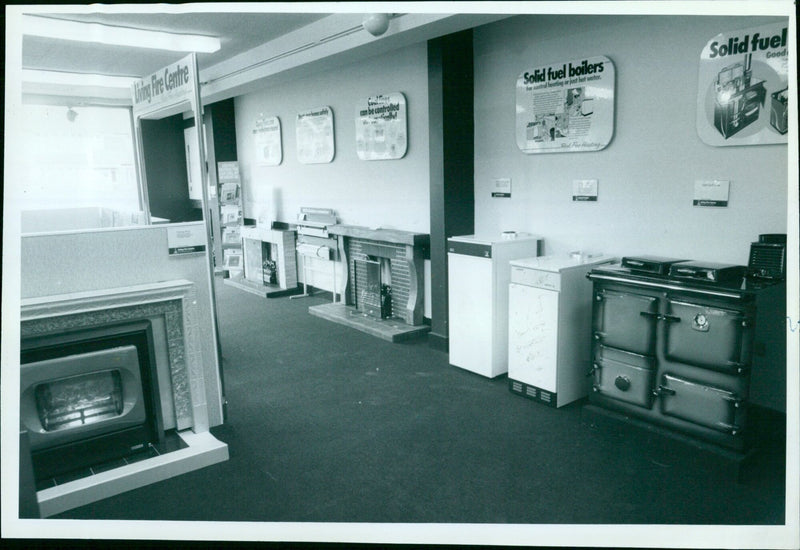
[
  {"left": 447, "top": 234, "right": 543, "bottom": 378},
  {"left": 508, "top": 255, "right": 613, "bottom": 406}
]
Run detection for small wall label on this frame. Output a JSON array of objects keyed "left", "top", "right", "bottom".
[
  {"left": 694, "top": 179, "right": 730, "bottom": 207},
  {"left": 168, "top": 224, "right": 207, "bottom": 255},
  {"left": 573, "top": 179, "right": 598, "bottom": 201},
  {"left": 492, "top": 178, "right": 512, "bottom": 198}
]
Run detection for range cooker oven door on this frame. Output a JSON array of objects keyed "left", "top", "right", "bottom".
[
  {"left": 657, "top": 373, "right": 744, "bottom": 435},
  {"left": 593, "top": 289, "right": 658, "bottom": 356},
  {"left": 593, "top": 345, "right": 656, "bottom": 408},
  {"left": 663, "top": 299, "right": 752, "bottom": 374}
]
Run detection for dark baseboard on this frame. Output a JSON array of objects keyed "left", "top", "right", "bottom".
[{"left": 427, "top": 332, "right": 448, "bottom": 352}]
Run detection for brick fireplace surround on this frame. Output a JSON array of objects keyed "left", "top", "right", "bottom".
[
  {"left": 309, "top": 225, "right": 429, "bottom": 342},
  {"left": 20, "top": 280, "right": 228, "bottom": 517}
]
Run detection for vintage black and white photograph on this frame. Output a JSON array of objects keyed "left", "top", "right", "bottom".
[{"left": 2, "top": 1, "right": 798, "bottom": 548}]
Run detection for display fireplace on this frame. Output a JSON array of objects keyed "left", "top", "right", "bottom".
[{"left": 20, "top": 320, "right": 164, "bottom": 481}]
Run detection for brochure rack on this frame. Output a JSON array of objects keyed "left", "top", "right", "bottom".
[{"left": 217, "top": 161, "right": 243, "bottom": 277}]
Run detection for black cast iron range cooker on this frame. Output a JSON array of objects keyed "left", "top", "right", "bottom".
[{"left": 585, "top": 254, "right": 785, "bottom": 455}]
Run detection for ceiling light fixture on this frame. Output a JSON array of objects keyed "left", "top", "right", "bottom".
[
  {"left": 22, "top": 69, "right": 138, "bottom": 89},
  {"left": 362, "top": 13, "right": 391, "bottom": 37},
  {"left": 22, "top": 14, "right": 221, "bottom": 53}
]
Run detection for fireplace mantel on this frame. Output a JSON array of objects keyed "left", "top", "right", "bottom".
[
  {"left": 328, "top": 224, "right": 429, "bottom": 247},
  {"left": 310, "top": 225, "right": 430, "bottom": 342},
  {"left": 20, "top": 279, "right": 229, "bottom": 517},
  {"left": 21, "top": 279, "right": 207, "bottom": 432}
]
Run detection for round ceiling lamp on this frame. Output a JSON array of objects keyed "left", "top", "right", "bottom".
[
  {"left": 66, "top": 107, "right": 78, "bottom": 122},
  {"left": 362, "top": 13, "right": 391, "bottom": 37}
]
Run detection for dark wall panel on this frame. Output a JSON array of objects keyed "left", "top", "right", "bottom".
[
  {"left": 141, "top": 115, "right": 201, "bottom": 223},
  {"left": 428, "top": 30, "right": 475, "bottom": 351}
]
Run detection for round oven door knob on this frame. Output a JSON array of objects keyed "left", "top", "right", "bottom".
[{"left": 615, "top": 375, "right": 631, "bottom": 391}]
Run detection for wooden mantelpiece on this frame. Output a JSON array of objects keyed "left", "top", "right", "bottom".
[{"left": 327, "top": 225, "right": 430, "bottom": 247}]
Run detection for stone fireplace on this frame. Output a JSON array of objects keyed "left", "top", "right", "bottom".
[
  {"left": 309, "top": 225, "right": 429, "bottom": 342},
  {"left": 20, "top": 279, "right": 228, "bottom": 517}
]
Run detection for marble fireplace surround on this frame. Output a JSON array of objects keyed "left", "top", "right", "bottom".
[{"left": 20, "top": 279, "right": 228, "bottom": 517}]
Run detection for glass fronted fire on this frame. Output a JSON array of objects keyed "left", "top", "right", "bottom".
[{"left": 20, "top": 321, "right": 164, "bottom": 481}]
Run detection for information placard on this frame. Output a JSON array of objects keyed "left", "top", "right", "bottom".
[
  {"left": 355, "top": 92, "right": 408, "bottom": 160},
  {"left": 254, "top": 115, "right": 282, "bottom": 166},
  {"left": 516, "top": 56, "right": 615, "bottom": 154},
  {"left": 296, "top": 106, "right": 335, "bottom": 164},
  {"left": 167, "top": 224, "right": 207, "bottom": 255},
  {"left": 696, "top": 22, "right": 789, "bottom": 146}
]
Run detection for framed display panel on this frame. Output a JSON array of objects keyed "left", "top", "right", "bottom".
[
  {"left": 696, "top": 22, "right": 789, "bottom": 146},
  {"left": 296, "top": 106, "right": 335, "bottom": 164},
  {"left": 355, "top": 92, "right": 408, "bottom": 160},
  {"left": 516, "top": 55, "right": 615, "bottom": 154},
  {"left": 254, "top": 115, "right": 282, "bottom": 166}
]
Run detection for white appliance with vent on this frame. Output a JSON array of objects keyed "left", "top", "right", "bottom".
[
  {"left": 447, "top": 233, "right": 543, "bottom": 378},
  {"left": 508, "top": 254, "right": 613, "bottom": 406}
]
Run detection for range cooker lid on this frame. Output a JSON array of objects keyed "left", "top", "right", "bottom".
[{"left": 621, "top": 256, "right": 690, "bottom": 275}]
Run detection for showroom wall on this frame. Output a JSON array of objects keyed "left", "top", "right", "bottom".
[
  {"left": 472, "top": 14, "right": 789, "bottom": 264},
  {"left": 234, "top": 42, "right": 430, "bottom": 234}
]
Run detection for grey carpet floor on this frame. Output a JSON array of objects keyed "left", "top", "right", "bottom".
[{"left": 55, "top": 276, "right": 786, "bottom": 525}]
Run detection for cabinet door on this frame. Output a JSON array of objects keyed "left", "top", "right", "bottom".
[
  {"left": 664, "top": 299, "right": 751, "bottom": 373},
  {"left": 593, "top": 345, "right": 656, "bottom": 408},
  {"left": 448, "top": 253, "right": 494, "bottom": 376},
  {"left": 658, "top": 373, "right": 742, "bottom": 434},
  {"left": 593, "top": 289, "right": 658, "bottom": 356},
  {"left": 184, "top": 126, "right": 203, "bottom": 201},
  {"left": 508, "top": 283, "right": 559, "bottom": 391}
]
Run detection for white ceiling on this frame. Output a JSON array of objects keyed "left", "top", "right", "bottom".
[
  {"left": 22, "top": 11, "right": 330, "bottom": 79},
  {"left": 14, "top": 7, "right": 511, "bottom": 107}
]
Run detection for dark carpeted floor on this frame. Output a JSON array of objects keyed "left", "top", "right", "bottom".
[{"left": 55, "top": 276, "right": 787, "bottom": 525}]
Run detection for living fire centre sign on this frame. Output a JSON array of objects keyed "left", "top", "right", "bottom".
[{"left": 132, "top": 53, "right": 196, "bottom": 117}]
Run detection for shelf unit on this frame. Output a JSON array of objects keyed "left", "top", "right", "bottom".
[{"left": 217, "top": 161, "right": 243, "bottom": 277}]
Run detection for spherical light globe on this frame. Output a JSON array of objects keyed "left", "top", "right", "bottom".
[{"left": 363, "top": 13, "right": 390, "bottom": 37}]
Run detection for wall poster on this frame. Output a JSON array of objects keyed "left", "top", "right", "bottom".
[
  {"left": 254, "top": 114, "right": 282, "bottom": 166},
  {"left": 697, "top": 22, "right": 788, "bottom": 146},
  {"left": 516, "top": 55, "right": 615, "bottom": 154},
  {"left": 355, "top": 92, "right": 408, "bottom": 160},
  {"left": 296, "top": 106, "right": 334, "bottom": 164}
]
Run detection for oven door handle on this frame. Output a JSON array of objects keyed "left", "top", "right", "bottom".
[
  {"left": 653, "top": 385, "right": 676, "bottom": 397},
  {"left": 716, "top": 422, "right": 741, "bottom": 435}
]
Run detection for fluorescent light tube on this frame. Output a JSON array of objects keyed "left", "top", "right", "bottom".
[
  {"left": 23, "top": 69, "right": 137, "bottom": 89},
  {"left": 22, "top": 14, "right": 221, "bottom": 53}
]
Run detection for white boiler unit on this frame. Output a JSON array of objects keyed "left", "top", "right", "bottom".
[
  {"left": 447, "top": 234, "right": 543, "bottom": 378},
  {"left": 508, "top": 255, "right": 613, "bottom": 406}
]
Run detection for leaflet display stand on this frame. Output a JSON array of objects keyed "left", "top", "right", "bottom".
[{"left": 217, "top": 162, "right": 243, "bottom": 278}]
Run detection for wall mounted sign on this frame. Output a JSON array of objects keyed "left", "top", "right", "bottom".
[
  {"left": 693, "top": 180, "right": 730, "bottom": 207},
  {"left": 516, "top": 55, "right": 615, "bottom": 154},
  {"left": 492, "top": 178, "right": 512, "bottom": 197},
  {"left": 355, "top": 92, "right": 408, "bottom": 160},
  {"left": 296, "top": 106, "right": 334, "bottom": 164},
  {"left": 254, "top": 115, "right": 282, "bottom": 166},
  {"left": 167, "top": 224, "right": 206, "bottom": 255},
  {"left": 132, "top": 53, "right": 195, "bottom": 118},
  {"left": 697, "top": 22, "right": 788, "bottom": 146},
  {"left": 572, "top": 179, "right": 598, "bottom": 201}
]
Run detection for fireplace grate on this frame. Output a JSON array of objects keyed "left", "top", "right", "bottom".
[{"left": 36, "top": 371, "right": 123, "bottom": 432}]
